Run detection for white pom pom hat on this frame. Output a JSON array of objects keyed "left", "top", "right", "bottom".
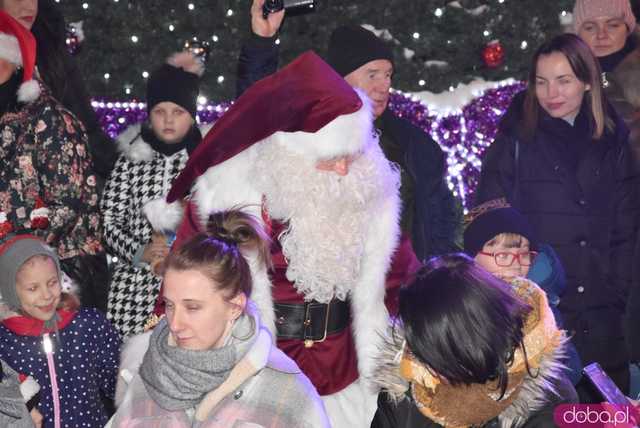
[{"left": 0, "top": 11, "right": 40, "bottom": 103}]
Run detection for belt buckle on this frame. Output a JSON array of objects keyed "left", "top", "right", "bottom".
[{"left": 303, "top": 301, "right": 331, "bottom": 348}]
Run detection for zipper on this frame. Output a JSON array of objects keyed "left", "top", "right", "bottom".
[{"left": 43, "top": 333, "right": 61, "bottom": 428}]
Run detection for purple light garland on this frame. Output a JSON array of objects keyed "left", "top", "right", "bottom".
[{"left": 93, "top": 81, "right": 525, "bottom": 208}]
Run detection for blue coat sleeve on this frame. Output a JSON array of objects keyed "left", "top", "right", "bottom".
[{"left": 236, "top": 33, "right": 279, "bottom": 98}]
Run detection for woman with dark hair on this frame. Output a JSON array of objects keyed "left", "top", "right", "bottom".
[
  {"left": 1, "top": 0, "right": 118, "bottom": 187},
  {"left": 476, "top": 33, "right": 639, "bottom": 399},
  {"left": 110, "top": 210, "right": 329, "bottom": 427},
  {"left": 371, "top": 254, "right": 577, "bottom": 428}
]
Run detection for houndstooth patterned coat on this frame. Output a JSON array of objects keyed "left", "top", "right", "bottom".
[{"left": 100, "top": 124, "right": 206, "bottom": 337}]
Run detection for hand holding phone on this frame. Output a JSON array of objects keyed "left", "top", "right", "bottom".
[{"left": 583, "top": 362, "right": 633, "bottom": 406}]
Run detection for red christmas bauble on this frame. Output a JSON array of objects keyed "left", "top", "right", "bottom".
[{"left": 482, "top": 41, "right": 505, "bottom": 68}]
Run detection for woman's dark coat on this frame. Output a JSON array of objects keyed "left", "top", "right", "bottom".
[{"left": 475, "top": 92, "right": 640, "bottom": 390}]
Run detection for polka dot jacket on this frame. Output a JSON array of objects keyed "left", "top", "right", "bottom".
[{"left": 0, "top": 308, "right": 121, "bottom": 428}]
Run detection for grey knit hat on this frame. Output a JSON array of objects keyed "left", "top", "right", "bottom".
[{"left": 0, "top": 235, "right": 61, "bottom": 311}]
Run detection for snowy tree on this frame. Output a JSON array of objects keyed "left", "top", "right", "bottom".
[{"left": 59, "top": 0, "right": 574, "bottom": 100}]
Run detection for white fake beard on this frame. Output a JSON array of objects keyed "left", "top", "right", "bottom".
[{"left": 252, "top": 138, "right": 400, "bottom": 303}]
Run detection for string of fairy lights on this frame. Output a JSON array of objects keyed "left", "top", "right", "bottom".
[
  {"left": 92, "top": 80, "right": 526, "bottom": 210},
  {"left": 61, "top": 1, "right": 573, "bottom": 206},
  {"left": 58, "top": 0, "right": 574, "bottom": 98}
]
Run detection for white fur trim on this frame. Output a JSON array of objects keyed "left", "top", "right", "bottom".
[
  {"left": 19, "top": 375, "right": 40, "bottom": 401},
  {"left": 322, "top": 379, "right": 378, "bottom": 427},
  {"left": 0, "top": 34, "right": 22, "bottom": 65},
  {"left": 351, "top": 179, "right": 401, "bottom": 387},
  {"left": 192, "top": 142, "right": 263, "bottom": 224},
  {"left": 30, "top": 206, "right": 49, "bottom": 220},
  {"left": 115, "top": 330, "right": 151, "bottom": 406},
  {"left": 142, "top": 198, "right": 184, "bottom": 232},
  {"left": 17, "top": 80, "right": 41, "bottom": 103},
  {"left": 191, "top": 144, "right": 274, "bottom": 332},
  {"left": 247, "top": 254, "right": 276, "bottom": 336},
  {"left": 117, "top": 123, "right": 213, "bottom": 162},
  {"left": 271, "top": 89, "right": 374, "bottom": 161},
  {"left": 116, "top": 124, "right": 153, "bottom": 162}
]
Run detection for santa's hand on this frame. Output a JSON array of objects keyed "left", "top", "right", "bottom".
[{"left": 251, "top": 0, "right": 284, "bottom": 37}]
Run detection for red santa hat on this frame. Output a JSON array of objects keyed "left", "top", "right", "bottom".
[
  {"left": 167, "top": 50, "right": 370, "bottom": 202},
  {"left": 0, "top": 11, "right": 40, "bottom": 103}
]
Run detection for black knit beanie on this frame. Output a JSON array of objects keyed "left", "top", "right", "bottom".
[
  {"left": 327, "top": 25, "right": 394, "bottom": 77},
  {"left": 463, "top": 200, "right": 538, "bottom": 257},
  {"left": 147, "top": 63, "right": 200, "bottom": 118}
]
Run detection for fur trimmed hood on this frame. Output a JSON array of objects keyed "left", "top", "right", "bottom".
[
  {"left": 116, "top": 122, "right": 214, "bottom": 163},
  {"left": 373, "top": 324, "right": 571, "bottom": 428},
  {"left": 373, "top": 277, "right": 575, "bottom": 428}
]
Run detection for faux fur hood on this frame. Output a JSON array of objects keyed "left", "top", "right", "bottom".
[
  {"left": 372, "top": 323, "right": 571, "bottom": 428},
  {"left": 116, "top": 122, "right": 214, "bottom": 162}
]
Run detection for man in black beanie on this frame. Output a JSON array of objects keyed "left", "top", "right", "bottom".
[{"left": 237, "top": 2, "right": 462, "bottom": 264}]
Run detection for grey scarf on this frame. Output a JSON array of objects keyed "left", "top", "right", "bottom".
[{"left": 139, "top": 313, "right": 257, "bottom": 412}]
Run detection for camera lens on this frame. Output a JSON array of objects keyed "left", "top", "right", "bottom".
[{"left": 263, "top": 0, "right": 284, "bottom": 14}]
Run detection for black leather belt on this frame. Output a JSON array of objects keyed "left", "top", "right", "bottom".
[{"left": 274, "top": 299, "right": 351, "bottom": 348}]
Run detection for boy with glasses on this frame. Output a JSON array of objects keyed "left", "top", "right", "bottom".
[{"left": 464, "top": 198, "right": 582, "bottom": 385}]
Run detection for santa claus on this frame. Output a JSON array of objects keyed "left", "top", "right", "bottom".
[{"left": 149, "top": 51, "right": 409, "bottom": 426}]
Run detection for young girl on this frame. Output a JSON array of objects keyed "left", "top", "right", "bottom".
[
  {"left": 111, "top": 210, "right": 329, "bottom": 427},
  {"left": 101, "top": 52, "right": 208, "bottom": 337},
  {"left": 463, "top": 197, "right": 583, "bottom": 385},
  {"left": 0, "top": 234, "right": 120, "bottom": 428}
]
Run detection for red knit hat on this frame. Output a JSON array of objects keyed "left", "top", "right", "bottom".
[
  {"left": 0, "top": 11, "right": 40, "bottom": 103},
  {"left": 167, "top": 50, "right": 368, "bottom": 202}
]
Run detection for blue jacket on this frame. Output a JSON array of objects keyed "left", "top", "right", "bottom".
[
  {"left": 528, "top": 243, "right": 582, "bottom": 385},
  {"left": 476, "top": 92, "right": 638, "bottom": 385},
  {"left": 0, "top": 308, "right": 120, "bottom": 428}
]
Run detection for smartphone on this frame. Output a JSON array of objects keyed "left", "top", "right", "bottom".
[{"left": 583, "top": 362, "right": 633, "bottom": 406}]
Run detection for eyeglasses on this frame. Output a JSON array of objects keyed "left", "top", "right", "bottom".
[{"left": 477, "top": 251, "right": 538, "bottom": 267}]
